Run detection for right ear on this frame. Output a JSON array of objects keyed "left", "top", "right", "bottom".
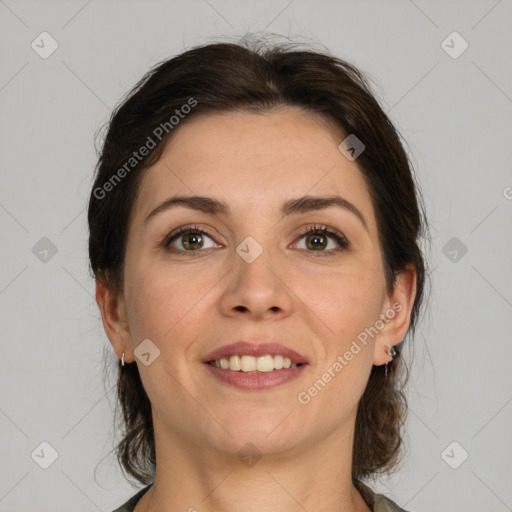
[{"left": 95, "top": 273, "right": 135, "bottom": 364}]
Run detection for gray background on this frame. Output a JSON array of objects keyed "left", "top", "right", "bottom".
[{"left": 1, "top": 1, "right": 511, "bottom": 511}]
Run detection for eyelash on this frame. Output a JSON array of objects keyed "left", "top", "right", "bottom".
[{"left": 163, "top": 224, "right": 349, "bottom": 256}]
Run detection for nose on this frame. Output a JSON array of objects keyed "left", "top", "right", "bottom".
[{"left": 219, "top": 245, "right": 294, "bottom": 320}]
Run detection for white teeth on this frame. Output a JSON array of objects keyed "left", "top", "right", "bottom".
[
  {"left": 229, "top": 355, "right": 241, "bottom": 371},
  {"left": 209, "top": 354, "right": 301, "bottom": 372},
  {"left": 273, "top": 354, "right": 284, "bottom": 369},
  {"left": 256, "top": 355, "right": 274, "bottom": 372},
  {"left": 241, "top": 355, "right": 257, "bottom": 372}
]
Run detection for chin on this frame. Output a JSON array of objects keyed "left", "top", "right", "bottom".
[{"left": 209, "top": 408, "right": 306, "bottom": 455}]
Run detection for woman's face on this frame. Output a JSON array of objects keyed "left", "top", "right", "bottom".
[{"left": 112, "top": 107, "right": 404, "bottom": 459}]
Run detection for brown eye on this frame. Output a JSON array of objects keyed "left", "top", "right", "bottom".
[
  {"left": 164, "top": 226, "right": 218, "bottom": 252},
  {"left": 304, "top": 232, "right": 328, "bottom": 250},
  {"left": 181, "top": 231, "right": 205, "bottom": 250},
  {"left": 295, "top": 226, "right": 349, "bottom": 254}
]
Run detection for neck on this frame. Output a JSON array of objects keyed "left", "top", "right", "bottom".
[{"left": 135, "top": 422, "right": 372, "bottom": 512}]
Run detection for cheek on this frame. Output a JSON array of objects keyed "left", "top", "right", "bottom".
[
  {"left": 296, "top": 272, "right": 379, "bottom": 419},
  {"left": 124, "top": 260, "right": 215, "bottom": 344},
  {"left": 302, "top": 264, "right": 385, "bottom": 338}
]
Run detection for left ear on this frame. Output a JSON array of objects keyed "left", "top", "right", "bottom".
[{"left": 373, "top": 264, "right": 417, "bottom": 366}]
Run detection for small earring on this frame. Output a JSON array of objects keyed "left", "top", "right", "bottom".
[
  {"left": 384, "top": 344, "right": 396, "bottom": 377},
  {"left": 121, "top": 352, "right": 125, "bottom": 367}
]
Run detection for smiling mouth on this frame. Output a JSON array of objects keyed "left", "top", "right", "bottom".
[{"left": 207, "top": 354, "right": 303, "bottom": 372}]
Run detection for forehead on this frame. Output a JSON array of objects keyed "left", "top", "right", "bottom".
[{"left": 131, "top": 108, "right": 377, "bottom": 232}]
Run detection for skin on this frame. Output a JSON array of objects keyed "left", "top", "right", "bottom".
[{"left": 96, "top": 107, "right": 416, "bottom": 512}]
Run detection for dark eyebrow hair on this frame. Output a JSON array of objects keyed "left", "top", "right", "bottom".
[{"left": 144, "top": 194, "right": 368, "bottom": 232}]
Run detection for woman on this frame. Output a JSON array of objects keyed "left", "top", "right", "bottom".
[{"left": 89, "top": 37, "right": 429, "bottom": 512}]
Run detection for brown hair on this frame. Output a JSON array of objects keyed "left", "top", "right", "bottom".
[{"left": 88, "top": 36, "right": 430, "bottom": 487}]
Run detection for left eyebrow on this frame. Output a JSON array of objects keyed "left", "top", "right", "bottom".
[
  {"left": 144, "top": 194, "right": 368, "bottom": 232},
  {"left": 280, "top": 195, "right": 369, "bottom": 232}
]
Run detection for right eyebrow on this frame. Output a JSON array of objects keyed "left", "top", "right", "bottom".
[{"left": 145, "top": 196, "right": 229, "bottom": 224}]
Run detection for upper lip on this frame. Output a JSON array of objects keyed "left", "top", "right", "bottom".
[{"left": 202, "top": 341, "right": 309, "bottom": 365}]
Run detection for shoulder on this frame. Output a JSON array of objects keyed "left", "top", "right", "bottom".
[
  {"left": 111, "top": 484, "right": 153, "bottom": 512},
  {"left": 354, "top": 479, "right": 410, "bottom": 512},
  {"left": 374, "top": 493, "right": 410, "bottom": 512}
]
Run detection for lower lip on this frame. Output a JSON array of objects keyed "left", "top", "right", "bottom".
[{"left": 204, "top": 363, "right": 308, "bottom": 390}]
